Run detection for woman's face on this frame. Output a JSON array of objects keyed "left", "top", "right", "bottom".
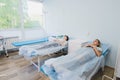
[
  {"left": 93, "top": 39, "right": 99, "bottom": 46},
  {"left": 64, "top": 36, "right": 67, "bottom": 41}
]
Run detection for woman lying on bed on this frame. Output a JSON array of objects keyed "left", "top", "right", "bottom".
[
  {"left": 54, "top": 35, "right": 69, "bottom": 46},
  {"left": 29, "top": 35, "right": 69, "bottom": 50},
  {"left": 82, "top": 39, "right": 102, "bottom": 56},
  {"left": 42, "top": 39, "right": 102, "bottom": 80},
  {"left": 19, "top": 35, "right": 69, "bottom": 57},
  {"left": 36, "top": 35, "right": 69, "bottom": 50},
  {"left": 45, "top": 39, "right": 102, "bottom": 65}
]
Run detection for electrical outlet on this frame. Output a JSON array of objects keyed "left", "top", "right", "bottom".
[{"left": 87, "top": 32, "right": 90, "bottom": 36}]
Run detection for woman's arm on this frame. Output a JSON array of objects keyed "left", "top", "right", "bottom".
[
  {"left": 54, "top": 39, "right": 66, "bottom": 46},
  {"left": 87, "top": 44, "right": 101, "bottom": 57},
  {"left": 92, "top": 46, "right": 101, "bottom": 57},
  {"left": 81, "top": 42, "right": 89, "bottom": 47}
]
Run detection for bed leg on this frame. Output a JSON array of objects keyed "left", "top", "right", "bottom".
[
  {"left": 102, "top": 67, "right": 104, "bottom": 71},
  {"left": 5, "top": 49, "right": 9, "bottom": 57},
  {"left": 38, "top": 56, "right": 40, "bottom": 72}
]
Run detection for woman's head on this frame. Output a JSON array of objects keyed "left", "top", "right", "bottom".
[
  {"left": 93, "top": 39, "right": 101, "bottom": 47},
  {"left": 64, "top": 35, "right": 69, "bottom": 41}
]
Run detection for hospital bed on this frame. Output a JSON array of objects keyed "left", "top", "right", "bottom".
[
  {"left": 0, "top": 36, "right": 18, "bottom": 57},
  {"left": 12, "top": 37, "right": 68, "bottom": 72},
  {"left": 0, "top": 37, "right": 8, "bottom": 56},
  {"left": 41, "top": 39, "right": 110, "bottom": 80}
]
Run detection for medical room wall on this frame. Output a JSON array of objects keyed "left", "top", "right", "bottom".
[{"left": 43, "top": 0, "right": 120, "bottom": 68}]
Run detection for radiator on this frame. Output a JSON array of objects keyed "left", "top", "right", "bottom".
[{"left": 5, "top": 36, "right": 19, "bottom": 50}]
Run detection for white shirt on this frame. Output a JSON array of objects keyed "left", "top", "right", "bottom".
[{"left": 96, "top": 47, "right": 102, "bottom": 52}]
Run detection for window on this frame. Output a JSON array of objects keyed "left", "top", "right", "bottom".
[
  {"left": 0, "top": 0, "right": 44, "bottom": 30},
  {"left": 0, "top": 0, "right": 20, "bottom": 30},
  {"left": 23, "top": 0, "right": 43, "bottom": 29},
  {"left": 0, "top": 0, "right": 45, "bottom": 40}
]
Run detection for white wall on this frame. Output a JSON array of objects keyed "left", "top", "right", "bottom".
[{"left": 43, "top": 0, "right": 120, "bottom": 68}]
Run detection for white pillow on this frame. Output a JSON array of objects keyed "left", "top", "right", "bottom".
[{"left": 68, "top": 39, "right": 87, "bottom": 53}]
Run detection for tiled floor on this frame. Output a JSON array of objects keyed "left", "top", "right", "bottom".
[{"left": 0, "top": 52, "right": 114, "bottom": 80}]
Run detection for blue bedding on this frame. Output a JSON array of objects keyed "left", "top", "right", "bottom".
[{"left": 12, "top": 37, "right": 48, "bottom": 47}]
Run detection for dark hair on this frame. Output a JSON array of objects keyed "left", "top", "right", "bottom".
[
  {"left": 96, "top": 39, "right": 101, "bottom": 47},
  {"left": 64, "top": 35, "right": 69, "bottom": 41}
]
